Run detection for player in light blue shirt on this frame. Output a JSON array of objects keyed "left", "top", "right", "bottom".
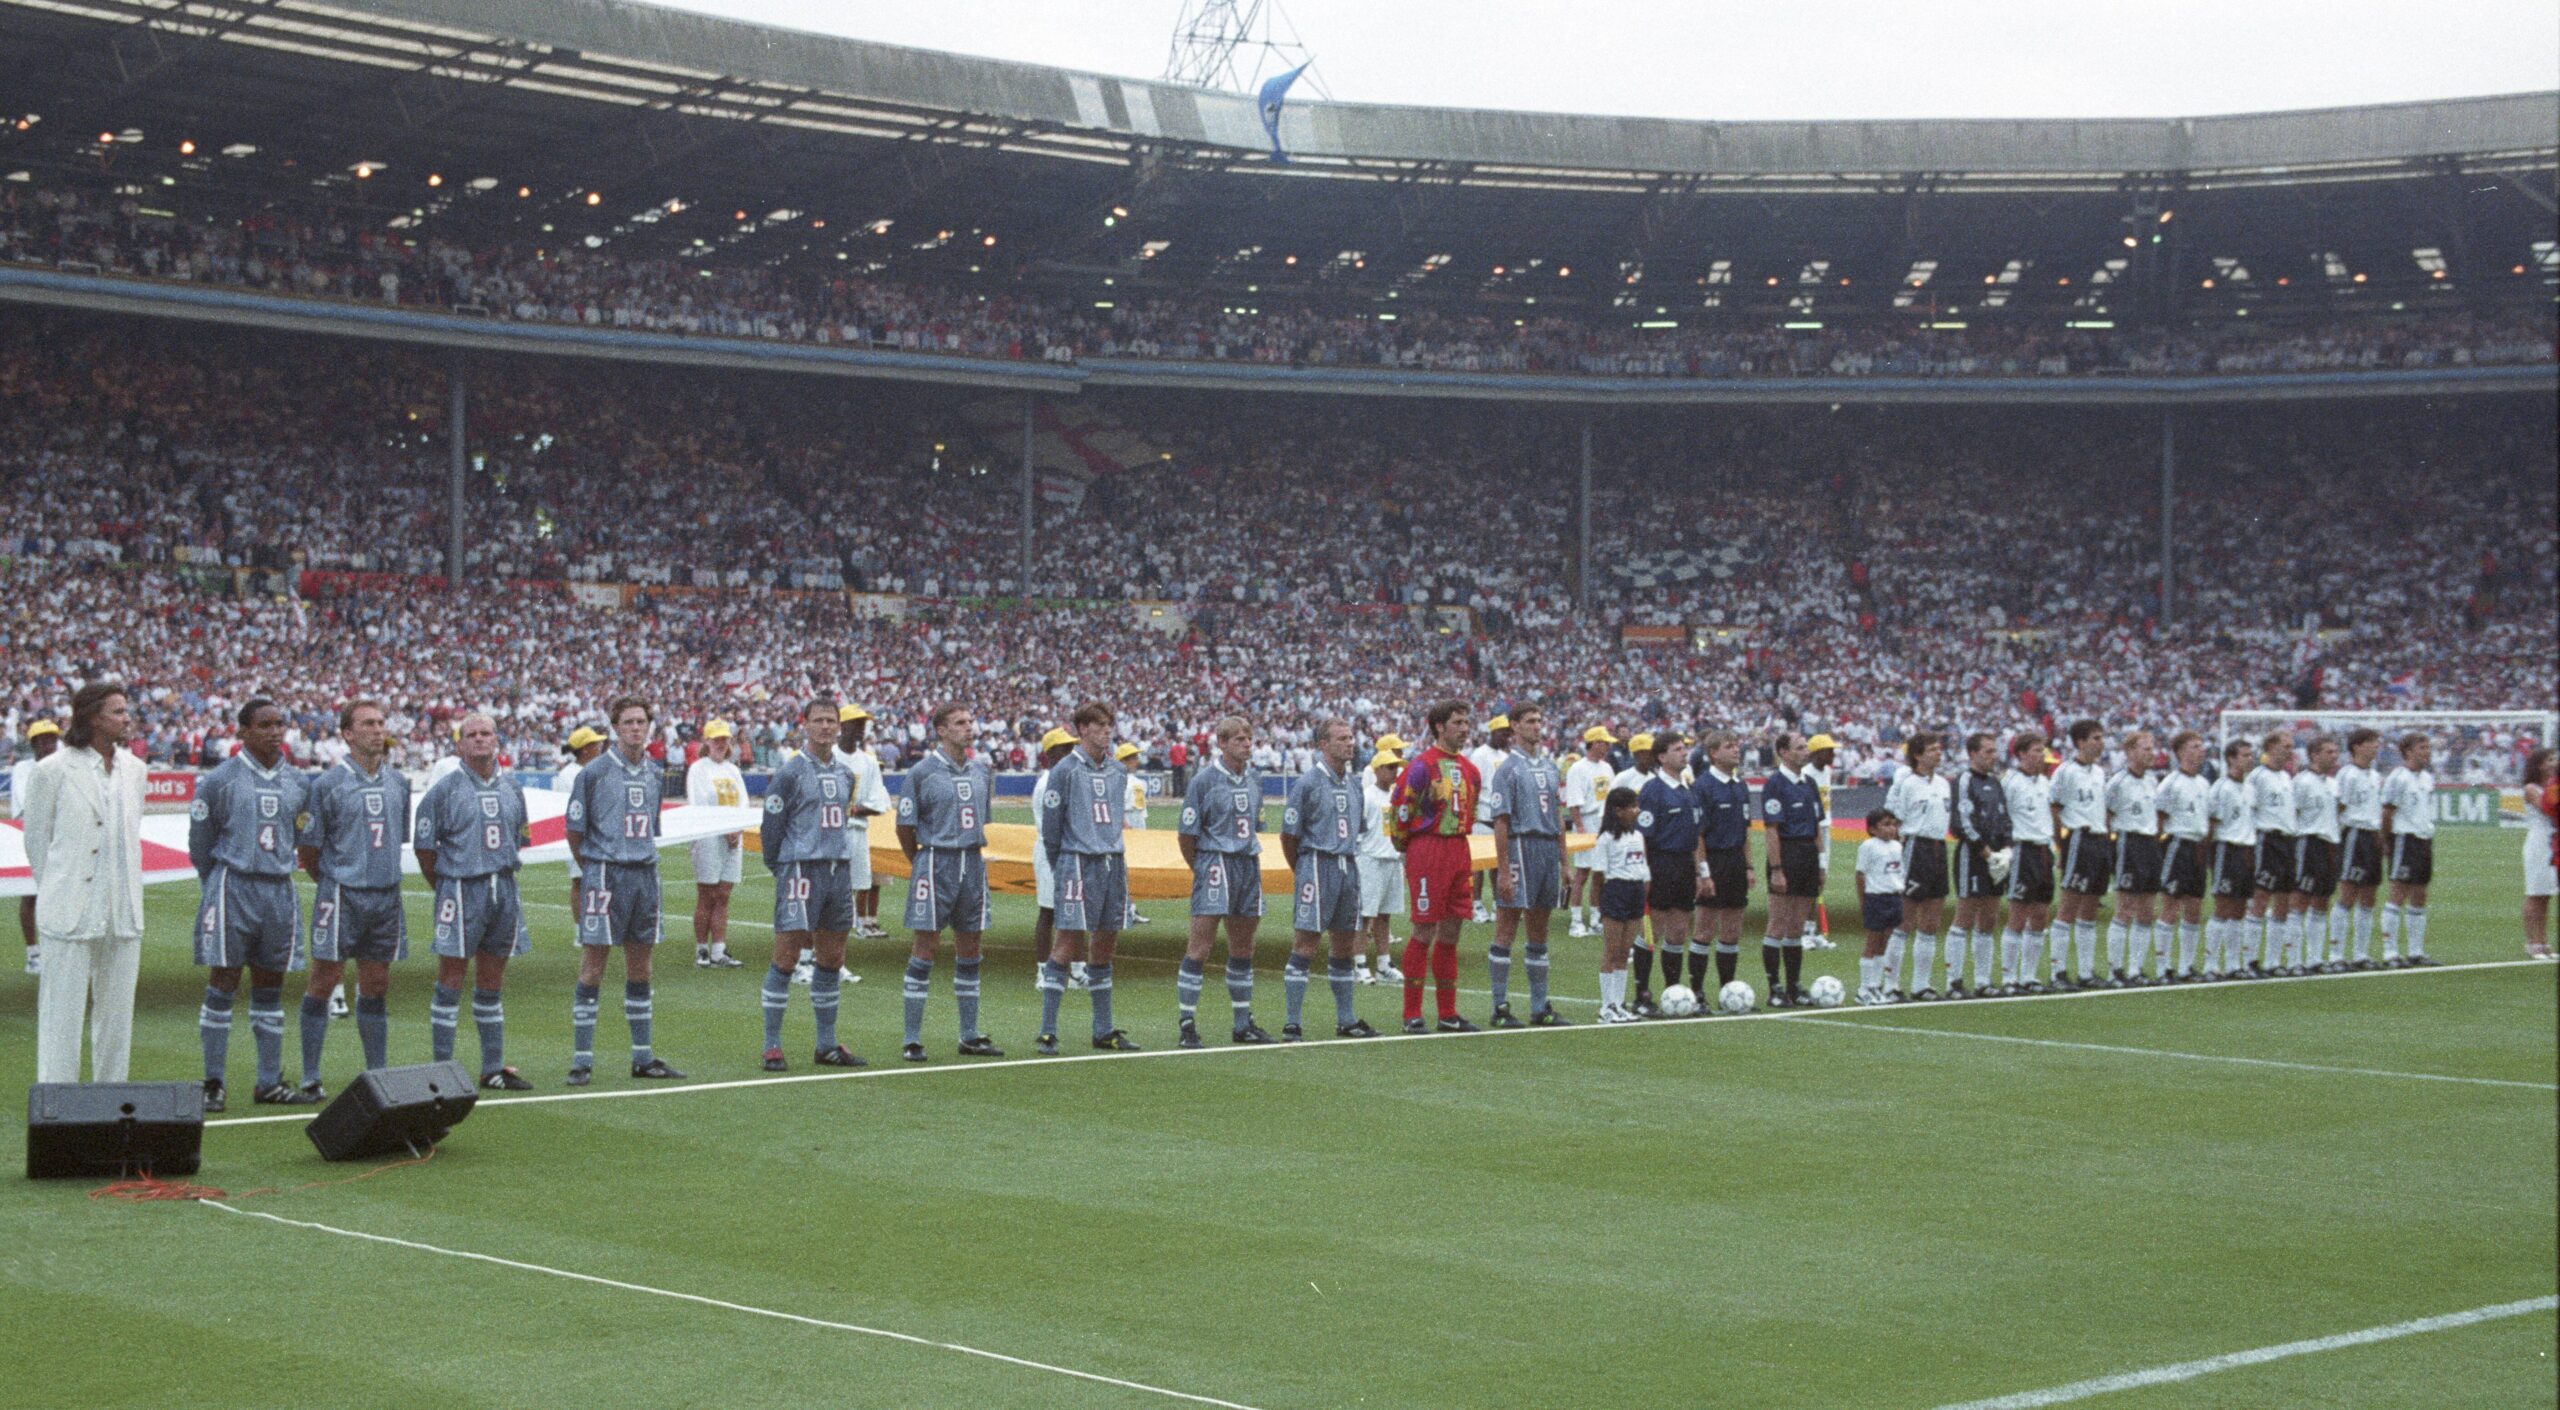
[
  {"left": 563, "top": 696, "right": 685, "bottom": 1087},
  {"left": 894, "top": 703, "right": 1004, "bottom": 1062},
  {"left": 758, "top": 697, "right": 868, "bottom": 1072},
  {"left": 1035, "top": 701, "right": 1140, "bottom": 1055},
  {"left": 293, "top": 698, "right": 409, "bottom": 1091},
  {"left": 1484, "top": 704, "right": 1569, "bottom": 1028},
  {"left": 187, "top": 698, "right": 311, "bottom": 1111},
  {"left": 1280, "top": 718, "right": 1380, "bottom": 1040},
  {"left": 414, "top": 713, "right": 534, "bottom": 1090},
  {"left": 1175, "top": 716, "right": 1269, "bottom": 1048}
]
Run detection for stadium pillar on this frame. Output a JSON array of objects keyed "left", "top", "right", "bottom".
[
  {"left": 2158, "top": 408, "right": 2175, "bottom": 624},
  {"left": 1020, "top": 396, "right": 1035, "bottom": 597},
  {"left": 1578, "top": 417, "right": 1593, "bottom": 613},
  {"left": 447, "top": 356, "right": 466, "bottom": 587}
]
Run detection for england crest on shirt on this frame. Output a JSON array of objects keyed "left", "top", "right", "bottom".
[
  {"left": 363, "top": 791, "right": 385, "bottom": 817},
  {"left": 259, "top": 793, "right": 280, "bottom": 819},
  {"left": 481, "top": 794, "right": 501, "bottom": 819}
]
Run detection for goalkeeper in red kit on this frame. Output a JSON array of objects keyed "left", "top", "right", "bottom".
[{"left": 1389, "top": 699, "right": 1483, "bottom": 1034}]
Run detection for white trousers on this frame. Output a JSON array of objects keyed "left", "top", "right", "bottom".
[{"left": 35, "top": 935, "right": 141, "bottom": 1084}]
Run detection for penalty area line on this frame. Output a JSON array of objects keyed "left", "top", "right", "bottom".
[
  {"left": 196, "top": 1200, "right": 1268, "bottom": 1410},
  {"left": 1930, "top": 1294, "right": 2558, "bottom": 1409}
]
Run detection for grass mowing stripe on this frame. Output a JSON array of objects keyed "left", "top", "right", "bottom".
[
  {"left": 201, "top": 956, "right": 2548, "bottom": 1129},
  {"left": 1930, "top": 1294, "right": 2559, "bottom": 1409},
  {"left": 196, "top": 1200, "right": 1270, "bottom": 1410},
  {"left": 1794, "top": 1016, "right": 2560, "bottom": 1091}
]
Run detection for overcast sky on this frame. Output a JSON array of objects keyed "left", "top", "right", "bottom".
[{"left": 648, "top": 0, "right": 2557, "bottom": 122}]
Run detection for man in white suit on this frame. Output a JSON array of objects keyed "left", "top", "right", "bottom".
[{"left": 22, "top": 681, "right": 149, "bottom": 1083}]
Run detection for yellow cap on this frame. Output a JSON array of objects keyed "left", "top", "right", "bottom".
[
  {"left": 1376, "top": 733, "right": 1407, "bottom": 754},
  {"left": 701, "top": 719, "right": 734, "bottom": 741},
  {"left": 1039, "top": 728, "right": 1075, "bottom": 751},
  {"left": 565, "top": 726, "right": 606, "bottom": 751},
  {"left": 1369, "top": 751, "right": 1403, "bottom": 771},
  {"left": 1485, "top": 713, "right": 1511, "bottom": 732},
  {"left": 1807, "top": 733, "right": 1839, "bottom": 753},
  {"left": 2046, "top": 748, "right": 2063, "bottom": 766},
  {"left": 1629, "top": 732, "right": 1656, "bottom": 753},
  {"left": 1581, "top": 725, "right": 1618, "bottom": 745},
  {"left": 26, "top": 719, "right": 61, "bottom": 740},
  {"left": 1114, "top": 742, "right": 1140, "bottom": 761},
  {"left": 838, "top": 704, "right": 871, "bottom": 723}
]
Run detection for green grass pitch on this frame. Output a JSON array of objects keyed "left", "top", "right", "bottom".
[{"left": 3, "top": 819, "right": 2552, "bottom": 1409}]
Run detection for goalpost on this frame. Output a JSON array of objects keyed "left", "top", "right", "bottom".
[{"left": 2218, "top": 709, "right": 2559, "bottom": 790}]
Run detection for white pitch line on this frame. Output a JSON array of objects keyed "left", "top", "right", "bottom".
[
  {"left": 199, "top": 957, "right": 2549, "bottom": 1130},
  {"left": 1930, "top": 1294, "right": 2558, "bottom": 1409},
  {"left": 197, "top": 1201, "right": 1266, "bottom": 1410},
  {"left": 1795, "top": 1016, "right": 2558, "bottom": 1091}
]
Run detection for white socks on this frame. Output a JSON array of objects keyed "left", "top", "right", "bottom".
[
  {"left": 1883, "top": 931, "right": 1907, "bottom": 989},
  {"left": 1910, "top": 933, "right": 1937, "bottom": 991},
  {"left": 2073, "top": 919, "right": 2096, "bottom": 978},
  {"left": 1973, "top": 929, "right": 1996, "bottom": 987},
  {"left": 1599, "top": 969, "right": 1626, "bottom": 1008},
  {"left": 2378, "top": 902, "right": 2402, "bottom": 960},
  {"left": 2406, "top": 907, "right": 2428, "bottom": 957},
  {"left": 1859, "top": 954, "right": 1881, "bottom": 991}
]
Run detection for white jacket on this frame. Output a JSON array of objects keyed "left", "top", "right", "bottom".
[{"left": 20, "top": 744, "right": 148, "bottom": 942}]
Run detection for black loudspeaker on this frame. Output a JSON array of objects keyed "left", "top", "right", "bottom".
[
  {"left": 306, "top": 1061, "right": 478, "bottom": 1162},
  {"left": 27, "top": 1082, "right": 205, "bottom": 1180}
]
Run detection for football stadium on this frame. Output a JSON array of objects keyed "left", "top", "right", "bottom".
[{"left": 1, "top": 1, "right": 2555, "bottom": 1405}]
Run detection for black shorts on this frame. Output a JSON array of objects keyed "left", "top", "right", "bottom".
[
  {"left": 2210, "top": 842, "right": 2256, "bottom": 901},
  {"left": 2006, "top": 842, "right": 2055, "bottom": 906},
  {"left": 1951, "top": 843, "right": 2000, "bottom": 900},
  {"left": 2113, "top": 833, "right": 2163, "bottom": 895},
  {"left": 1903, "top": 838, "right": 1949, "bottom": 902},
  {"left": 1860, "top": 893, "right": 1904, "bottom": 934},
  {"left": 2387, "top": 834, "right": 2434, "bottom": 886},
  {"left": 2253, "top": 834, "right": 2297, "bottom": 895},
  {"left": 1599, "top": 878, "right": 1648, "bottom": 923},
  {"left": 2293, "top": 836, "right": 2339, "bottom": 898},
  {"left": 2339, "top": 828, "right": 2383, "bottom": 887},
  {"left": 2160, "top": 838, "right": 2209, "bottom": 899},
  {"left": 1645, "top": 848, "right": 1699, "bottom": 913},
  {"left": 2059, "top": 830, "right": 2113, "bottom": 896},
  {"left": 1772, "top": 837, "right": 1823, "bottom": 899},
  {"left": 1696, "top": 846, "right": 1749, "bottom": 911}
]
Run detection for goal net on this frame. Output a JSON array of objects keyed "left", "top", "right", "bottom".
[{"left": 2219, "top": 710, "right": 2558, "bottom": 790}]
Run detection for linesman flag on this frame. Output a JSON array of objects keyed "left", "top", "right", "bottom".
[{"left": 1258, "top": 62, "right": 1310, "bottom": 163}]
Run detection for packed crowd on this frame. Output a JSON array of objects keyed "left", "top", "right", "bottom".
[{"left": 5, "top": 182, "right": 2553, "bottom": 381}]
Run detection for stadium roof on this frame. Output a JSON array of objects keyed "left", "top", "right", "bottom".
[{"left": 2, "top": 0, "right": 2553, "bottom": 319}]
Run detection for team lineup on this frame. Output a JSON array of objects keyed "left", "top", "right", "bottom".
[{"left": 122, "top": 681, "right": 2495, "bottom": 1111}]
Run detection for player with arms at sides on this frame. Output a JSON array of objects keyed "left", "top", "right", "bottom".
[
  {"left": 2104, "top": 729, "right": 2165, "bottom": 986},
  {"left": 2049, "top": 720, "right": 2112, "bottom": 989},
  {"left": 1691, "top": 729, "right": 1754, "bottom": 997},
  {"left": 756, "top": 697, "right": 868, "bottom": 1073},
  {"left": 1280, "top": 718, "right": 1382, "bottom": 1040},
  {"left": 2377, "top": 731, "right": 2439, "bottom": 967},
  {"left": 2246, "top": 731, "right": 2302, "bottom": 973},
  {"left": 414, "top": 713, "right": 535, "bottom": 1091},
  {"left": 1590, "top": 788, "right": 1648, "bottom": 1023},
  {"left": 1998, "top": 734, "right": 2057, "bottom": 993},
  {"left": 1025, "top": 728, "right": 1080, "bottom": 988},
  {"left": 565, "top": 696, "right": 687, "bottom": 1086},
  {"left": 2204, "top": 739, "right": 2259, "bottom": 980},
  {"left": 12, "top": 718, "right": 60, "bottom": 976},
  {"left": 2289, "top": 735, "right": 2348, "bottom": 972},
  {"left": 1947, "top": 732, "right": 2011, "bottom": 999},
  {"left": 838, "top": 706, "right": 894, "bottom": 943},
  {"left": 1388, "top": 700, "right": 1483, "bottom": 1034},
  {"left": 1854, "top": 809, "right": 1907, "bottom": 1005},
  {"left": 894, "top": 703, "right": 1004, "bottom": 1061},
  {"left": 1760, "top": 731, "right": 1827, "bottom": 1007},
  {"left": 189, "top": 699, "right": 313, "bottom": 1110},
  {"left": 1485, "top": 704, "right": 1571, "bottom": 1028},
  {"left": 2332, "top": 727, "right": 2387, "bottom": 968},
  {"left": 1175, "top": 716, "right": 1272, "bottom": 1049},
  {"left": 1119, "top": 742, "right": 1151, "bottom": 928},
  {"left": 293, "top": 699, "right": 409, "bottom": 1096},
  {"left": 1884, "top": 733, "right": 1953, "bottom": 1000},
  {"left": 2522, "top": 748, "right": 2556, "bottom": 961},
  {"left": 1354, "top": 745, "right": 1408, "bottom": 985},
  {"left": 1634, "top": 732, "right": 1700, "bottom": 1015},
  {"left": 685, "top": 719, "right": 748, "bottom": 969},
  {"left": 1562, "top": 727, "right": 1618, "bottom": 938},
  {"left": 1037, "top": 702, "right": 1141, "bottom": 1054},
  {"left": 2155, "top": 731, "right": 2213, "bottom": 983}
]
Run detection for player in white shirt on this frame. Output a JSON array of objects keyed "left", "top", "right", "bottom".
[
  {"left": 1466, "top": 714, "right": 1511, "bottom": 924},
  {"left": 2103, "top": 729, "right": 2164, "bottom": 984},
  {"left": 1356, "top": 748, "right": 1409, "bottom": 984},
  {"left": 2378, "top": 731, "right": 2439, "bottom": 966},
  {"left": 1589, "top": 786, "right": 1650, "bottom": 1024},
  {"left": 684, "top": 720, "right": 749, "bottom": 968},
  {"left": 840, "top": 707, "right": 894, "bottom": 943},
  {"left": 2289, "top": 735, "right": 2347, "bottom": 972},
  {"left": 2156, "top": 731, "right": 2213, "bottom": 982},
  {"left": 2246, "top": 731, "right": 2302, "bottom": 973},
  {"left": 2522, "top": 748, "right": 2555, "bottom": 961},
  {"left": 1998, "top": 735, "right": 2057, "bottom": 992},
  {"left": 12, "top": 718, "right": 61, "bottom": 975},
  {"left": 1854, "top": 808, "right": 1907, "bottom": 1005},
  {"left": 2204, "top": 740, "right": 2259, "bottom": 979},
  {"left": 2050, "top": 719, "right": 2111, "bottom": 987},
  {"left": 1117, "top": 742, "right": 1151, "bottom": 927},
  {"left": 1882, "top": 733, "right": 1953, "bottom": 998},
  {"left": 2333, "top": 727, "right": 2387, "bottom": 967},
  {"left": 1562, "top": 727, "right": 1618, "bottom": 937}
]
